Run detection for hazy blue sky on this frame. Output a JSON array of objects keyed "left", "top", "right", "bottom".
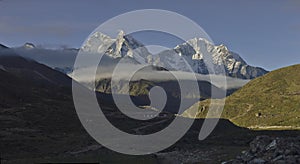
[{"left": 0, "top": 0, "right": 299, "bottom": 70}]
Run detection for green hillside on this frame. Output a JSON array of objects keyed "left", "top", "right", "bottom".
[{"left": 183, "top": 64, "right": 300, "bottom": 129}]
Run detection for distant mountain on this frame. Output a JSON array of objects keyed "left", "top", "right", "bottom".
[
  {"left": 23, "top": 42, "right": 36, "bottom": 49},
  {"left": 81, "top": 31, "right": 268, "bottom": 79},
  {"left": 183, "top": 64, "right": 300, "bottom": 129}
]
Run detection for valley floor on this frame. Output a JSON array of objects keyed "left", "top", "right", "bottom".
[{"left": 1, "top": 106, "right": 299, "bottom": 164}]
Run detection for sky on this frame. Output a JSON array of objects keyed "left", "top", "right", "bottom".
[{"left": 0, "top": 0, "right": 299, "bottom": 70}]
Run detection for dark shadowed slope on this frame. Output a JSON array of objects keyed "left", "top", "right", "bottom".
[{"left": 0, "top": 54, "right": 92, "bottom": 161}]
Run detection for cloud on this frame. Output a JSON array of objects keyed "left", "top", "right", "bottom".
[{"left": 71, "top": 63, "right": 249, "bottom": 90}]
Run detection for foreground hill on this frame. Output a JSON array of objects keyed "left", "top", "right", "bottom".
[
  {"left": 183, "top": 64, "right": 300, "bottom": 129},
  {"left": 0, "top": 54, "right": 71, "bottom": 108},
  {"left": 0, "top": 54, "right": 92, "bottom": 161}
]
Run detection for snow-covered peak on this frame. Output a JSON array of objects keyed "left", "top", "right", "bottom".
[
  {"left": 23, "top": 43, "right": 36, "bottom": 49},
  {"left": 81, "top": 32, "right": 115, "bottom": 54},
  {"left": 186, "top": 37, "right": 212, "bottom": 47},
  {"left": 175, "top": 38, "right": 246, "bottom": 64},
  {"left": 117, "top": 30, "right": 125, "bottom": 38},
  {"left": 171, "top": 37, "right": 267, "bottom": 78},
  {"left": 81, "top": 30, "right": 149, "bottom": 64},
  {"left": 175, "top": 38, "right": 214, "bottom": 59}
]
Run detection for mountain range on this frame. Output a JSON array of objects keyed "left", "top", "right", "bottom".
[
  {"left": 3, "top": 30, "right": 268, "bottom": 79},
  {"left": 81, "top": 30, "right": 268, "bottom": 79}
]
